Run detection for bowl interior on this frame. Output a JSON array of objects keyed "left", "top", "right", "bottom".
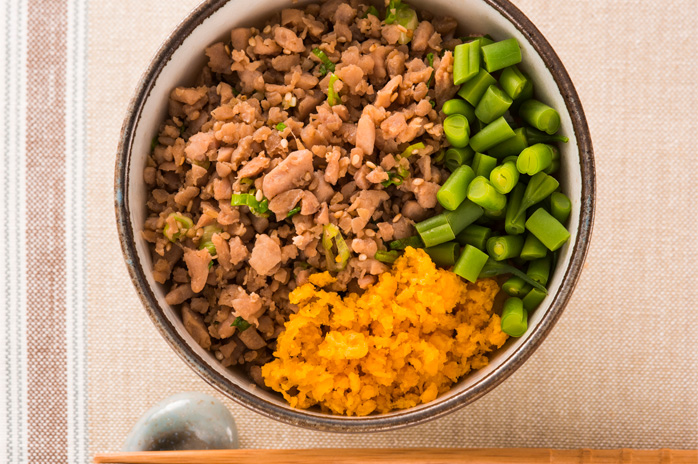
[{"left": 118, "top": 0, "right": 591, "bottom": 430}]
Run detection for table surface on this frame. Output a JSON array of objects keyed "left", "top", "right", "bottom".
[{"left": 2, "top": 0, "right": 697, "bottom": 462}]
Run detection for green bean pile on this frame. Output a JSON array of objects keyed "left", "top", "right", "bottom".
[{"left": 402, "top": 36, "right": 571, "bottom": 339}]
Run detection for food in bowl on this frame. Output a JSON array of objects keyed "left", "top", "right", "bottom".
[{"left": 140, "top": 0, "right": 570, "bottom": 414}]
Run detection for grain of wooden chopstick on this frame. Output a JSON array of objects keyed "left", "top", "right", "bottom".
[{"left": 93, "top": 448, "right": 698, "bottom": 464}]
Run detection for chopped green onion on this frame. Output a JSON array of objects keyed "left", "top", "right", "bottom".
[
  {"left": 395, "top": 6, "right": 419, "bottom": 44},
  {"left": 322, "top": 224, "right": 351, "bottom": 271},
  {"left": 456, "top": 224, "right": 491, "bottom": 250},
  {"left": 471, "top": 152, "right": 497, "bottom": 178},
  {"left": 467, "top": 176, "right": 507, "bottom": 212},
  {"left": 231, "top": 192, "right": 270, "bottom": 217},
  {"left": 454, "top": 244, "right": 489, "bottom": 283},
  {"left": 287, "top": 206, "right": 302, "bottom": 218},
  {"left": 312, "top": 48, "right": 335, "bottom": 76},
  {"left": 381, "top": 171, "right": 405, "bottom": 187},
  {"left": 478, "top": 259, "right": 547, "bottom": 294},
  {"left": 502, "top": 277, "right": 532, "bottom": 298},
  {"left": 426, "top": 53, "right": 435, "bottom": 88},
  {"left": 375, "top": 250, "right": 400, "bottom": 264},
  {"left": 163, "top": 213, "right": 194, "bottom": 242},
  {"left": 499, "top": 65, "right": 528, "bottom": 100},
  {"left": 520, "top": 233, "right": 548, "bottom": 260},
  {"left": 437, "top": 165, "right": 475, "bottom": 211},
  {"left": 519, "top": 99, "right": 561, "bottom": 135},
  {"left": 488, "top": 127, "right": 528, "bottom": 159},
  {"left": 550, "top": 192, "right": 572, "bottom": 224},
  {"left": 501, "top": 297, "right": 528, "bottom": 337},
  {"left": 389, "top": 235, "right": 424, "bottom": 250},
  {"left": 364, "top": 5, "right": 380, "bottom": 17},
  {"left": 474, "top": 85, "right": 513, "bottom": 124},
  {"left": 481, "top": 38, "right": 522, "bottom": 73},
  {"left": 276, "top": 122, "right": 287, "bottom": 131},
  {"left": 384, "top": 0, "right": 403, "bottom": 24},
  {"left": 522, "top": 287, "right": 546, "bottom": 311},
  {"left": 239, "top": 177, "right": 254, "bottom": 186},
  {"left": 327, "top": 73, "right": 341, "bottom": 106},
  {"left": 525, "top": 208, "right": 570, "bottom": 251},
  {"left": 199, "top": 225, "right": 222, "bottom": 256},
  {"left": 444, "top": 146, "right": 474, "bottom": 172},
  {"left": 230, "top": 316, "right": 251, "bottom": 332},
  {"left": 516, "top": 143, "right": 554, "bottom": 175},
  {"left": 425, "top": 242, "right": 459, "bottom": 267},
  {"left": 400, "top": 142, "right": 425, "bottom": 158},
  {"left": 469, "top": 116, "right": 516, "bottom": 153},
  {"left": 504, "top": 183, "right": 526, "bottom": 235},
  {"left": 457, "top": 69, "right": 497, "bottom": 106},
  {"left": 443, "top": 114, "right": 470, "bottom": 148},
  {"left": 511, "top": 172, "right": 559, "bottom": 224},
  {"left": 490, "top": 160, "right": 519, "bottom": 194},
  {"left": 453, "top": 40, "right": 480, "bottom": 85},
  {"left": 432, "top": 149, "right": 446, "bottom": 165},
  {"left": 486, "top": 235, "right": 525, "bottom": 261}
]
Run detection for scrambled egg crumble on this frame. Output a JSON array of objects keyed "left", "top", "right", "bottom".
[{"left": 261, "top": 247, "right": 508, "bottom": 416}]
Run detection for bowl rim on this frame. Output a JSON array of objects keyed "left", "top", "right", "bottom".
[{"left": 114, "top": 0, "right": 596, "bottom": 432}]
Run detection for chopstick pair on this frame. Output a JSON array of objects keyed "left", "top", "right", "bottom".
[{"left": 93, "top": 448, "right": 698, "bottom": 463}]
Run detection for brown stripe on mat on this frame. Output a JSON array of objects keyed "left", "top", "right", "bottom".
[{"left": 25, "top": 0, "right": 69, "bottom": 462}]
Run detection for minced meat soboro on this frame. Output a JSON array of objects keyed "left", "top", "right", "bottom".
[{"left": 142, "top": 0, "right": 471, "bottom": 388}]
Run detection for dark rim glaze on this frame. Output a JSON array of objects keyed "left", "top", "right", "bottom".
[{"left": 115, "top": 0, "right": 595, "bottom": 432}]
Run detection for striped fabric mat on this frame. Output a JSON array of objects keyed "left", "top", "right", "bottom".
[{"left": 1, "top": 0, "right": 697, "bottom": 462}]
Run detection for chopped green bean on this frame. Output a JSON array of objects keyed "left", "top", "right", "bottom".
[
  {"left": 456, "top": 224, "right": 492, "bottom": 250},
  {"left": 463, "top": 35, "right": 494, "bottom": 47},
  {"left": 443, "top": 199, "right": 484, "bottom": 235},
  {"left": 444, "top": 114, "right": 470, "bottom": 148},
  {"left": 425, "top": 242, "right": 459, "bottom": 267},
  {"left": 488, "top": 127, "right": 528, "bottom": 158},
  {"left": 527, "top": 255, "right": 551, "bottom": 286},
  {"left": 490, "top": 160, "right": 519, "bottom": 194},
  {"left": 474, "top": 85, "right": 513, "bottom": 124},
  {"left": 519, "top": 99, "right": 561, "bottom": 135},
  {"left": 487, "top": 235, "right": 525, "bottom": 261},
  {"left": 504, "top": 182, "right": 526, "bottom": 235},
  {"left": 499, "top": 65, "right": 528, "bottom": 100},
  {"left": 467, "top": 176, "right": 507, "bottom": 212},
  {"left": 512, "top": 172, "right": 560, "bottom": 224},
  {"left": 522, "top": 287, "right": 546, "bottom": 311},
  {"left": 479, "top": 259, "right": 547, "bottom": 294},
  {"left": 442, "top": 99, "right": 477, "bottom": 125},
  {"left": 469, "top": 116, "right": 515, "bottom": 153},
  {"left": 481, "top": 38, "right": 522, "bottom": 73},
  {"left": 525, "top": 127, "right": 568, "bottom": 144},
  {"left": 483, "top": 205, "right": 506, "bottom": 220},
  {"left": 543, "top": 146, "right": 560, "bottom": 175},
  {"left": 375, "top": 250, "right": 400, "bottom": 263},
  {"left": 501, "top": 297, "right": 528, "bottom": 337},
  {"left": 415, "top": 214, "right": 456, "bottom": 248},
  {"left": 550, "top": 192, "right": 571, "bottom": 224},
  {"left": 389, "top": 235, "right": 424, "bottom": 250},
  {"left": 516, "top": 143, "right": 554, "bottom": 175},
  {"left": 525, "top": 207, "right": 571, "bottom": 251},
  {"left": 453, "top": 40, "right": 480, "bottom": 85},
  {"left": 437, "top": 165, "right": 475, "bottom": 210},
  {"left": 520, "top": 233, "right": 548, "bottom": 260},
  {"left": 454, "top": 244, "right": 489, "bottom": 283},
  {"left": 312, "top": 48, "right": 335, "bottom": 76},
  {"left": 327, "top": 73, "right": 341, "bottom": 106},
  {"left": 457, "top": 69, "right": 497, "bottom": 106},
  {"left": 471, "top": 152, "right": 497, "bottom": 178},
  {"left": 502, "top": 276, "right": 532, "bottom": 298},
  {"left": 444, "top": 146, "right": 474, "bottom": 172}
]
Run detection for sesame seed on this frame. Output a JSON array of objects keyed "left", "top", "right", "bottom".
[
  {"left": 215, "top": 351, "right": 224, "bottom": 361},
  {"left": 390, "top": 93, "right": 398, "bottom": 102},
  {"left": 369, "top": 43, "right": 377, "bottom": 52},
  {"left": 366, "top": 161, "right": 377, "bottom": 169},
  {"left": 280, "top": 138, "right": 288, "bottom": 148},
  {"left": 392, "top": 214, "right": 402, "bottom": 223},
  {"left": 263, "top": 25, "right": 271, "bottom": 34},
  {"left": 334, "top": 211, "right": 343, "bottom": 218},
  {"left": 364, "top": 229, "right": 376, "bottom": 237},
  {"left": 352, "top": 154, "right": 361, "bottom": 165},
  {"left": 396, "top": 25, "right": 407, "bottom": 33},
  {"left": 304, "top": 172, "right": 312, "bottom": 181},
  {"left": 255, "top": 190, "right": 263, "bottom": 201},
  {"left": 359, "top": 254, "right": 368, "bottom": 261},
  {"left": 247, "top": 37, "right": 256, "bottom": 47},
  {"left": 413, "top": 178, "right": 424, "bottom": 186},
  {"left": 424, "top": 122, "right": 434, "bottom": 129}
]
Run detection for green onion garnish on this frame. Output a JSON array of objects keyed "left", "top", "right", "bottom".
[
  {"left": 287, "top": 205, "right": 302, "bottom": 218},
  {"left": 327, "top": 74, "right": 341, "bottom": 106},
  {"left": 374, "top": 250, "right": 400, "bottom": 263},
  {"left": 322, "top": 224, "right": 351, "bottom": 271},
  {"left": 400, "top": 142, "right": 425, "bottom": 158},
  {"left": 230, "top": 192, "right": 269, "bottom": 217},
  {"left": 312, "top": 48, "right": 335, "bottom": 77},
  {"left": 230, "top": 316, "right": 251, "bottom": 332},
  {"left": 276, "top": 122, "right": 287, "bottom": 131}
]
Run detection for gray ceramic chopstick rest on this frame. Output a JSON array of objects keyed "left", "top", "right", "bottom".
[{"left": 122, "top": 392, "right": 239, "bottom": 451}]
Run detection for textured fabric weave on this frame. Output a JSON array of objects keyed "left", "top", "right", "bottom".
[{"left": 1, "top": 0, "right": 698, "bottom": 462}]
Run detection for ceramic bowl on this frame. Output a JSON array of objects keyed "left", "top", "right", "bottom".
[{"left": 115, "top": 0, "right": 595, "bottom": 432}]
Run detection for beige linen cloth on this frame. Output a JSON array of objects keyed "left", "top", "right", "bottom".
[{"left": 2, "top": 0, "right": 697, "bottom": 462}]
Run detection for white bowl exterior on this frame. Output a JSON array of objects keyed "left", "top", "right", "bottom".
[{"left": 127, "top": 0, "right": 582, "bottom": 418}]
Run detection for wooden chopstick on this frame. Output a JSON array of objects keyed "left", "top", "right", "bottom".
[{"left": 93, "top": 448, "right": 698, "bottom": 464}]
